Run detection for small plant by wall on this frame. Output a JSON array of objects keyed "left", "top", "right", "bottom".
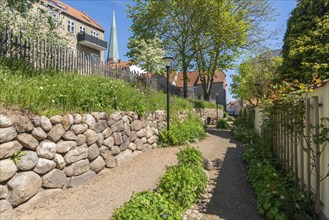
[
  {"left": 112, "top": 146, "right": 207, "bottom": 220},
  {"left": 159, "top": 114, "right": 206, "bottom": 146}
]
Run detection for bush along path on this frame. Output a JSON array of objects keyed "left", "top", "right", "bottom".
[{"left": 232, "top": 116, "right": 313, "bottom": 220}]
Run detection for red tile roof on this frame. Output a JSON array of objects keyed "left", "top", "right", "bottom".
[
  {"left": 48, "top": 0, "right": 104, "bottom": 31},
  {"left": 172, "top": 70, "right": 226, "bottom": 88}
]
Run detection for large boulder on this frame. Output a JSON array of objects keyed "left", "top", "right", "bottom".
[
  {"left": 0, "top": 200, "right": 13, "bottom": 219},
  {"left": 33, "top": 158, "right": 56, "bottom": 175},
  {"left": 32, "top": 127, "right": 47, "bottom": 141},
  {"left": 64, "top": 159, "right": 90, "bottom": 177},
  {"left": 129, "top": 131, "right": 137, "bottom": 142},
  {"left": 102, "top": 127, "right": 112, "bottom": 139},
  {"left": 82, "top": 114, "right": 96, "bottom": 129},
  {"left": 112, "top": 132, "right": 122, "bottom": 145},
  {"left": 136, "top": 129, "right": 146, "bottom": 138},
  {"left": 47, "top": 124, "right": 65, "bottom": 142},
  {"left": 0, "top": 141, "right": 23, "bottom": 159},
  {"left": 115, "top": 149, "right": 133, "bottom": 167},
  {"left": 88, "top": 144, "right": 100, "bottom": 161},
  {"left": 131, "top": 120, "right": 143, "bottom": 131},
  {"left": 110, "top": 112, "right": 122, "bottom": 122},
  {"left": 71, "top": 124, "right": 88, "bottom": 135},
  {"left": 0, "top": 127, "right": 17, "bottom": 144},
  {"left": 65, "top": 170, "right": 96, "bottom": 188},
  {"left": 111, "top": 120, "right": 125, "bottom": 132},
  {"left": 90, "top": 156, "right": 105, "bottom": 173},
  {"left": 17, "top": 133, "right": 39, "bottom": 150},
  {"left": 111, "top": 146, "right": 120, "bottom": 156},
  {"left": 145, "top": 127, "right": 153, "bottom": 139},
  {"left": 0, "top": 115, "right": 13, "bottom": 128},
  {"left": 73, "top": 114, "right": 82, "bottom": 124},
  {"left": 147, "top": 135, "right": 158, "bottom": 145},
  {"left": 13, "top": 116, "right": 34, "bottom": 133},
  {"left": 57, "top": 141, "right": 76, "bottom": 154},
  {"left": 40, "top": 116, "right": 52, "bottom": 131},
  {"left": 16, "top": 151, "right": 38, "bottom": 171},
  {"left": 50, "top": 115, "right": 63, "bottom": 125},
  {"left": 62, "top": 114, "right": 74, "bottom": 130},
  {"left": 134, "top": 139, "right": 143, "bottom": 151},
  {"left": 64, "top": 144, "right": 88, "bottom": 164},
  {"left": 84, "top": 129, "right": 97, "bottom": 145},
  {"left": 91, "top": 112, "right": 107, "bottom": 121},
  {"left": 42, "top": 169, "right": 66, "bottom": 188},
  {"left": 54, "top": 154, "right": 65, "bottom": 170},
  {"left": 103, "top": 137, "right": 114, "bottom": 148},
  {"left": 0, "top": 159, "right": 17, "bottom": 183},
  {"left": 63, "top": 131, "right": 77, "bottom": 141},
  {"left": 100, "top": 146, "right": 116, "bottom": 168},
  {"left": 7, "top": 171, "right": 42, "bottom": 206},
  {"left": 94, "top": 120, "right": 108, "bottom": 133},
  {"left": 37, "top": 141, "right": 57, "bottom": 159},
  {"left": 120, "top": 135, "right": 130, "bottom": 151},
  {"left": 0, "top": 185, "right": 8, "bottom": 199},
  {"left": 76, "top": 134, "right": 86, "bottom": 146}
]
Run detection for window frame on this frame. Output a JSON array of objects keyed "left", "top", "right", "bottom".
[{"left": 67, "top": 19, "right": 75, "bottom": 33}]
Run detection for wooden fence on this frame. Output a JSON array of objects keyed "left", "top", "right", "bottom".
[
  {"left": 255, "top": 81, "right": 329, "bottom": 219},
  {"left": 0, "top": 28, "right": 147, "bottom": 84}
]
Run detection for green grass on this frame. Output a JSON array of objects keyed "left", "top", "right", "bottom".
[
  {"left": 193, "top": 99, "right": 224, "bottom": 110},
  {"left": 0, "top": 58, "right": 193, "bottom": 116}
]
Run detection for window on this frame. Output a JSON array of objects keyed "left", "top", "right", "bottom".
[
  {"left": 67, "top": 20, "right": 75, "bottom": 33},
  {"left": 80, "top": 25, "right": 86, "bottom": 33},
  {"left": 90, "top": 30, "right": 99, "bottom": 38}
]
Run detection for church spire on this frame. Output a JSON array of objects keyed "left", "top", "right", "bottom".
[{"left": 107, "top": 11, "right": 119, "bottom": 63}]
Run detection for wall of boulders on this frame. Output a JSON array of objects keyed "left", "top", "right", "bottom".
[
  {"left": 195, "top": 108, "right": 224, "bottom": 124},
  {"left": 0, "top": 110, "right": 166, "bottom": 218}
]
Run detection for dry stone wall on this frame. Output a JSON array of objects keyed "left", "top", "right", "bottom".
[{"left": 0, "top": 110, "right": 166, "bottom": 218}]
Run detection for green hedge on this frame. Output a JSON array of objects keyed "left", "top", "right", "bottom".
[{"left": 112, "top": 146, "right": 207, "bottom": 220}]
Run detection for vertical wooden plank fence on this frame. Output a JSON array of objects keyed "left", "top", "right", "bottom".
[{"left": 0, "top": 27, "right": 147, "bottom": 85}]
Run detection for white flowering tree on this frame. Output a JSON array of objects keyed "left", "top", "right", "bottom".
[
  {"left": 0, "top": 1, "right": 67, "bottom": 45},
  {"left": 127, "top": 37, "right": 166, "bottom": 74}
]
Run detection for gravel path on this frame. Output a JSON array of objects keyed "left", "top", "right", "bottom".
[{"left": 13, "top": 127, "right": 262, "bottom": 220}]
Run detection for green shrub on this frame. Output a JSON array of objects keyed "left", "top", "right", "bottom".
[
  {"left": 159, "top": 113, "right": 206, "bottom": 146},
  {"left": 158, "top": 164, "right": 207, "bottom": 209},
  {"left": 112, "top": 191, "right": 182, "bottom": 220},
  {"left": 235, "top": 123, "right": 313, "bottom": 220},
  {"left": 193, "top": 100, "right": 223, "bottom": 110},
  {"left": 216, "top": 119, "right": 229, "bottom": 129},
  {"left": 176, "top": 146, "right": 203, "bottom": 167}
]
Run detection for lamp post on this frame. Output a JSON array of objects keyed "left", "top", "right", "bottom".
[
  {"left": 162, "top": 56, "right": 174, "bottom": 146},
  {"left": 215, "top": 93, "right": 219, "bottom": 122}
]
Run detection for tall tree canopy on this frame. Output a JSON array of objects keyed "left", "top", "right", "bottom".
[
  {"left": 231, "top": 52, "right": 282, "bottom": 106},
  {"left": 127, "top": 0, "right": 276, "bottom": 99},
  {"left": 192, "top": 0, "right": 248, "bottom": 100},
  {"left": 280, "top": 0, "right": 329, "bottom": 82}
]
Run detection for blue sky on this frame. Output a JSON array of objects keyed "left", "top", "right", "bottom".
[{"left": 62, "top": 0, "right": 297, "bottom": 101}]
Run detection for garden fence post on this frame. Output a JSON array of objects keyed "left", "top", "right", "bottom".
[
  {"left": 312, "top": 96, "right": 320, "bottom": 214},
  {"left": 306, "top": 98, "right": 311, "bottom": 198}
]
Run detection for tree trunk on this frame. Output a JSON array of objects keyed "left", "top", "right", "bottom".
[{"left": 182, "top": 58, "right": 188, "bottom": 99}]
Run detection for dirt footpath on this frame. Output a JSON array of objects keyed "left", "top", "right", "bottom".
[{"left": 13, "top": 128, "right": 262, "bottom": 220}]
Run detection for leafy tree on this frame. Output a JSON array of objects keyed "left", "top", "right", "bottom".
[
  {"left": 0, "top": 0, "right": 67, "bottom": 45},
  {"left": 127, "top": 0, "right": 207, "bottom": 98},
  {"left": 127, "top": 0, "right": 276, "bottom": 99},
  {"left": 280, "top": 0, "right": 329, "bottom": 82},
  {"left": 192, "top": 0, "right": 248, "bottom": 101},
  {"left": 4, "top": 0, "right": 36, "bottom": 14},
  {"left": 126, "top": 37, "right": 166, "bottom": 74},
  {"left": 231, "top": 52, "right": 282, "bottom": 106}
]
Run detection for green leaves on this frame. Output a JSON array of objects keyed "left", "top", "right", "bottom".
[
  {"left": 235, "top": 122, "right": 313, "bottom": 220},
  {"left": 112, "top": 147, "right": 207, "bottom": 219},
  {"left": 280, "top": 1, "right": 329, "bottom": 83}
]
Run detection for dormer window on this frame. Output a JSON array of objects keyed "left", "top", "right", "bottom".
[{"left": 67, "top": 20, "right": 75, "bottom": 33}]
